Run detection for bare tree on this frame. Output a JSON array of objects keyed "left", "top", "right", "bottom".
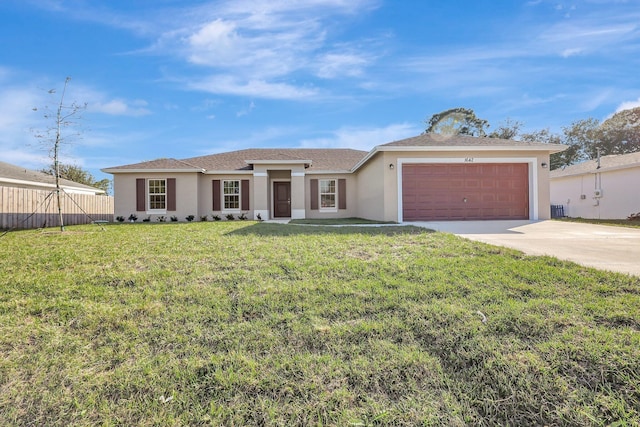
[{"left": 33, "top": 77, "right": 87, "bottom": 231}]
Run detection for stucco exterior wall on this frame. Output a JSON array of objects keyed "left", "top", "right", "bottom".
[
  {"left": 113, "top": 172, "right": 200, "bottom": 221},
  {"left": 304, "top": 173, "right": 358, "bottom": 219},
  {"left": 201, "top": 173, "right": 254, "bottom": 219},
  {"left": 355, "top": 153, "right": 387, "bottom": 221},
  {"left": 110, "top": 147, "right": 557, "bottom": 223},
  {"left": 551, "top": 167, "right": 640, "bottom": 219},
  {"left": 358, "top": 150, "right": 552, "bottom": 222}
]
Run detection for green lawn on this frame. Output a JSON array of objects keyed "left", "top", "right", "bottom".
[
  {"left": 557, "top": 217, "right": 640, "bottom": 229},
  {"left": 289, "top": 217, "right": 396, "bottom": 225},
  {"left": 0, "top": 222, "right": 638, "bottom": 426}
]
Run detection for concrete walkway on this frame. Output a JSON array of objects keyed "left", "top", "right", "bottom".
[{"left": 412, "top": 220, "right": 640, "bottom": 277}]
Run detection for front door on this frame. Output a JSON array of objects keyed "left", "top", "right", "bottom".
[{"left": 273, "top": 182, "right": 291, "bottom": 218}]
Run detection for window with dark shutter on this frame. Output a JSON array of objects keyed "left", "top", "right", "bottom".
[
  {"left": 241, "top": 180, "right": 250, "bottom": 210},
  {"left": 212, "top": 180, "right": 221, "bottom": 211},
  {"left": 338, "top": 179, "right": 346, "bottom": 209},
  {"left": 136, "top": 178, "right": 145, "bottom": 211},
  {"left": 310, "top": 179, "right": 318, "bottom": 210},
  {"left": 167, "top": 178, "right": 176, "bottom": 211}
]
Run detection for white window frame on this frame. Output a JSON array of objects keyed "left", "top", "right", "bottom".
[
  {"left": 319, "top": 179, "right": 337, "bottom": 212},
  {"left": 147, "top": 178, "right": 167, "bottom": 214},
  {"left": 223, "top": 180, "right": 241, "bottom": 211}
]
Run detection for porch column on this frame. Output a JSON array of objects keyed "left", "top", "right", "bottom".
[
  {"left": 291, "top": 171, "right": 305, "bottom": 219},
  {"left": 253, "top": 171, "right": 269, "bottom": 220}
]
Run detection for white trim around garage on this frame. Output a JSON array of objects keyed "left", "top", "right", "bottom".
[{"left": 396, "top": 157, "right": 539, "bottom": 222}]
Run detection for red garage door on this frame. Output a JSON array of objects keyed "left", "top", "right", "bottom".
[{"left": 402, "top": 163, "right": 529, "bottom": 221}]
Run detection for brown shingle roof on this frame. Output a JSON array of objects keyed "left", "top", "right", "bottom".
[
  {"left": 105, "top": 149, "right": 368, "bottom": 173},
  {"left": 550, "top": 152, "right": 640, "bottom": 178},
  {"left": 382, "top": 132, "right": 565, "bottom": 149},
  {"left": 104, "top": 134, "right": 566, "bottom": 174},
  {"left": 102, "top": 158, "right": 203, "bottom": 171},
  {"left": 183, "top": 148, "right": 367, "bottom": 172}
]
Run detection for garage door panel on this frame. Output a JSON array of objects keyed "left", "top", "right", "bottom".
[{"left": 402, "top": 163, "right": 529, "bottom": 221}]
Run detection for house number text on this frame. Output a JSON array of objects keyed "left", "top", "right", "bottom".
[{"left": 464, "top": 157, "right": 474, "bottom": 163}]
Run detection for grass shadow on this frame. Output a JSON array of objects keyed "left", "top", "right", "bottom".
[{"left": 225, "top": 222, "right": 435, "bottom": 237}]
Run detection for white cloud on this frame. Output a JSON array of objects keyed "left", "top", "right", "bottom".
[
  {"left": 64, "top": 84, "right": 151, "bottom": 116},
  {"left": 236, "top": 101, "right": 255, "bottom": 117},
  {"left": 195, "top": 125, "right": 303, "bottom": 154},
  {"left": 0, "top": 87, "right": 42, "bottom": 131},
  {"left": 561, "top": 47, "right": 584, "bottom": 58},
  {"left": 615, "top": 97, "right": 640, "bottom": 113},
  {"left": 89, "top": 99, "right": 151, "bottom": 116},
  {"left": 315, "top": 52, "right": 370, "bottom": 79},
  {"left": 299, "top": 123, "right": 420, "bottom": 151},
  {"left": 152, "top": 0, "right": 380, "bottom": 98},
  {"left": 189, "top": 76, "right": 318, "bottom": 100},
  {"left": 580, "top": 89, "right": 613, "bottom": 112},
  {"left": 0, "top": 77, "right": 153, "bottom": 173},
  {"left": 538, "top": 18, "right": 639, "bottom": 57}
]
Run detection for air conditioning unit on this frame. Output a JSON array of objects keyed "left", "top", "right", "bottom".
[{"left": 593, "top": 189, "right": 603, "bottom": 198}]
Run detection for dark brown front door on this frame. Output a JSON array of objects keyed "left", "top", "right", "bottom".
[
  {"left": 274, "top": 182, "right": 291, "bottom": 218},
  {"left": 402, "top": 163, "right": 529, "bottom": 221}
]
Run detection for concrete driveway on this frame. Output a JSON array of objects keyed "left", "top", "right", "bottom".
[{"left": 412, "top": 220, "right": 640, "bottom": 277}]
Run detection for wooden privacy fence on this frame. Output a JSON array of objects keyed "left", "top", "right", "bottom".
[{"left": 0, "top": 186, "right": 114, "bottom": 230}]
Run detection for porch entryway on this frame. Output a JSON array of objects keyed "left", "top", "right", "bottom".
[{"left": 273, "top": 181, "right": 291, "bottom": 218}]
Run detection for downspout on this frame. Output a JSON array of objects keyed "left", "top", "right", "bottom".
[{"left": 595, "top": 147, "right": 601, "bottom": 218}]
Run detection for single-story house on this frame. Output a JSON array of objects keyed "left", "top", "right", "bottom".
[
  {"left": 102, "top": 133, "right": 565, "bottom": 222},
  {"left": 550, "top": 152, "right": 640, "bottom": 219},
  {"left": 0, "top": 160, "right": 106, "bottom": 195}
]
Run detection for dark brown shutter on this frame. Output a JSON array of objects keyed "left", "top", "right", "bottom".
[
  {"left": 338, "top": 179, "right": 346, "bottom": 209},
  {"left": 167, "top": 178, "right": 176, "bottom": 211},
  {"left": 241, "top": 179, "right": 250, "bottom": 210},
  {"left": 310, "top": 179, "right": 318, "bottom": 210},
  {"left": 212, "top": 180, "right": 221, "bottom": 211},
  {"left": 136, "top": 178, "right": 145, "bottom": 211}
]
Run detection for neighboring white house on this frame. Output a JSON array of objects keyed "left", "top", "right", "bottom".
[
  {"left": 0, "top": 160, "right": 106, "bottom": 195},
  {"left": 550, "top": 152, "right": 640, "bottom": 219}
]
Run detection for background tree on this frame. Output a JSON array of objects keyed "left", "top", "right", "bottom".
[
  {"left": 424, "top": 106, "right": 640, "bottom": 170},
  {"left": 425, "top": 107, "right": 489, "bottom": 137},
  {"left": 487, "top": 118, "right": 523, "bottom": 139},
  {"left": 41, "top": 163, "right": 110, "bottom": 194},
  {"left": 520, "top": 128, "right": 574, "bottom": 170},
  {"left": 561, "top": 118, "right": 600, "bottom": 162},
  {"left": 598, "top": 107, "right": 640, "bottom": 156}
]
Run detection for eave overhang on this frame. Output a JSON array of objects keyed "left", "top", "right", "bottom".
[
  {"left": 101, "top": 168, "right": 205, "bottom": 174},
  {"left": 351, "top": 144, "right": 568, "bottom": 172}
]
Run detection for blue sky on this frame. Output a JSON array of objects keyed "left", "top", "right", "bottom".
[{"left": 1, "top": 0, "right": 639, "bottom": 183}]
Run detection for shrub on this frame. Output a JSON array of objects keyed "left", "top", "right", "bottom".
[
  {"left": 212, "top": 215, "right": 221, "bottom": 221},
  {"left": 157, "top": 216, "right": 166, "bottom": 222},
  {"left": 256, "top": 213, "right": 262, "bottom": 221},
  {"left": 200, "top": 215, "right": 208, "bottom": 222},
  {"left": 238, "top": 212, "right": 247, "bottom": 220},
  {"left": 116, "top": 216, "right": 125, "bottom": 223},
  {"left": 628, "top": 212, "right": 640, "bottom": 221},
  {"left": 225, "top": 214, "right": 235, "bottom": 221},
  {"left": 170, "top": 216, "right": 178, "bottom": 222},
  {"left": 128, "top": 214, "right": 138, "bottom": 222},
  {"left": 142, "top": 216, "right": 151, "bottom": 222},
  {"left": 185, "top": 215, "right": 195, "bottom": 222}
]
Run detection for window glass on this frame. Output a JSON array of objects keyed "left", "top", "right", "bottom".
[
  {"left": 148, "top": 179, "right": 166, "bottom": 210},
  {"left": 320, "top": 179, "right": 336, "bottom": 209},
  {"left": 223, "top": 180, "right": 240, "bottom": 210}
]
